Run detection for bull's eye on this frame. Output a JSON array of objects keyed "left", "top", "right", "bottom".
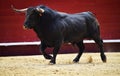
[{"left": 24, "top": 10, "right": 40, "bottom": 29}]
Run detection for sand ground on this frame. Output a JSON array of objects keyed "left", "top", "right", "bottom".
[{"left": 0, "top": 52, "right": 120, "bottom": 76}]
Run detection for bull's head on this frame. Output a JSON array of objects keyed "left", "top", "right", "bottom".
[{"left": 11, "top": 5, "right": 44, "bottom": 29}]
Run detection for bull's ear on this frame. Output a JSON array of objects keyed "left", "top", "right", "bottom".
[{"left": 36, "top": 8, "right": 45, "bottom": 13}]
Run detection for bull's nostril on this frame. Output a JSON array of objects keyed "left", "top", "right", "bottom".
[{"left": 23, "top": 26, "right": 28, "bottom": 30}]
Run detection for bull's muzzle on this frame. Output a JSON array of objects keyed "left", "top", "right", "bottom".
[{"left": 23, "top": 26, "right": 29, "bottom": 30}]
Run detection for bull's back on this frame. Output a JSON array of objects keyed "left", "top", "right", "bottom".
[
  {"left": 63, "top": 11, "right": 100, "bottom": 39},
  {"left": 60, "top": 13, "right": 88, "bottom": 42}
]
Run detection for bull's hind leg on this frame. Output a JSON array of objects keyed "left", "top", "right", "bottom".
[
  {"left": 73, "top": 41, "right": 85, "bottom": 63},
  {"left": 93, "top": 37, "right": 107, "bottom": 62},
  {"left": 40, "top": 41, "right": 52, "bottom": 59}
]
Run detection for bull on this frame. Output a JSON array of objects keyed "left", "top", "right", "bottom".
[{"left": 12, "top": 5, "right": 106, "bottom": 64}]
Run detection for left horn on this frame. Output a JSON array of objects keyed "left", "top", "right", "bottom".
[{"left": 11, "top": 5, "right": 28, "bottom": 13}]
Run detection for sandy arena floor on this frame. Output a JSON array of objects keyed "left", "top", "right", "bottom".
[{"left": 0, "top": 52, "right": 120, "bottom": 76}]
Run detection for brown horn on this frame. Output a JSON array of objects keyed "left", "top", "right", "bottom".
[{"left": 11, "top": 5, "right": 28, "bottom": 13}]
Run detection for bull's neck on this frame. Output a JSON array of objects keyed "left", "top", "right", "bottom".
[{"left": 33, "top": 25, "right": 42, "bottom": 36}]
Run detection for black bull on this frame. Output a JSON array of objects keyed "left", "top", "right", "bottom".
[{"left": 12, "top": 5, "right": 106, "bottom": 64}]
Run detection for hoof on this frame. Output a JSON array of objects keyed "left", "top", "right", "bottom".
[
  {"left": 49, "top": 61, "right": 56, "bottom": 65},
  {"left": 44, "top": 55, "right": 52, "bottom": 60},
  {"left": 101, "top": 54, "right": 107, "bottom": 63},
  {"left": 49, "top": 62, "right": 55, "bottom": 65},
  {"left": 73, "top": 61, "right": 79, "bottom": 63},
  {"left": 103, "top": 58, "right": 107, "bottom": 63},
  {"left": 73, "top": 59, "right": 79, "bottom": 63},
  {"left": 49, "top": 59, "right": 56, "bottom": 65}
]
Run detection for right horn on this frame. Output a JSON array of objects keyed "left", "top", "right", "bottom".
[
  {"left": 11, "top": 5, "right": 28, "bottom": 13},
  {"left": 36, "top": 8, "right": 45, "bottom": 13}
]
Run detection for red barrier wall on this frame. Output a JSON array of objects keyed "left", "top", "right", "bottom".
[
  {"left": 0, "top": 0, "right": 120, "bottom": 56},
  {"left": 0, "top": 0, "right": 120, "bottom": 42}
]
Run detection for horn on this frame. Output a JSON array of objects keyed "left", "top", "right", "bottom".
[
  {"left": 36, "top": 8, "right": 45, "bottom": 13},
  {"left": 11, "top": 5, "right": 28, "bottom": 13}
]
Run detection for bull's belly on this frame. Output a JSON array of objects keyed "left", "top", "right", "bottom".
[
  {"left": 43, "top": 34, "right": 86, "bottom": 47},
  {"left": 63, "top": 36, "right": 84, "bottom": 43},
  {"left": 43, "top": 37, "right": 83, "bottom": 47}
]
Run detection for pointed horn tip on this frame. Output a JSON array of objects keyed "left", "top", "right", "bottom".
[
  {"left": 11, "top": 5, "right": 14, "bottom": 9},
  {"left": 11, "top": 5, "right": 13, "bottom": 7},
  {"left": 11, "top": 5, "right": 27, "bottom": 13}
]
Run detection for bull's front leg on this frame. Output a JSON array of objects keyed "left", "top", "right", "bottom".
[
  {"left": 49, "top": 42, "right": 61, "bottom": 64},
  {"left": 40, "top": 41, "right": 52, "bottom": 59}
]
